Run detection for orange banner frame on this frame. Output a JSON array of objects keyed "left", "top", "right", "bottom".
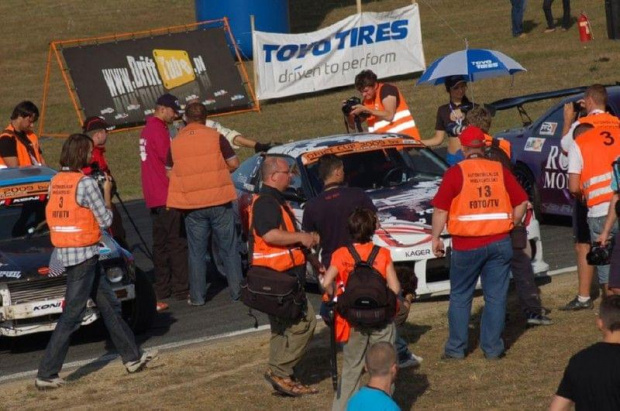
[{"left": 39, "top": 18, "right": 260, "bottom": 138}]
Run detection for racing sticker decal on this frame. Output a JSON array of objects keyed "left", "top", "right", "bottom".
[
  {"left": 539, "top": 122, "right": 557, "bottom": 136},
  {"left": 524, "top": 137, "right": 546, "bottom": 152}
]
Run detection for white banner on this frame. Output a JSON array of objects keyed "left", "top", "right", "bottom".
[{"left": 253, "top": 4, "right": 425, "bottom": 100}]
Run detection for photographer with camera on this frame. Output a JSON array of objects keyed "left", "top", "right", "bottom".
[
  {"left": 81, "top": 116, "right": 128, "bottom": 251},
  {"left": 343, "top": 70, "right": 420, "bottom": 140},
  {"left": 567, "top": 122, "right": 620, "bottom": 305},
  {"left": 561, "top": 85, "right": 620, "bottom": 311},
  {"left": 424, "top": 76, "right": 477, "bottom": 165}
]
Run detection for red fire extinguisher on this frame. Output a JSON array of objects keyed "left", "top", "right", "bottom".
[{"left": 578, "top": 12, "right": 593, "bottom": 42}]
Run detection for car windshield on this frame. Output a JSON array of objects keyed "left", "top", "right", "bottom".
[
  {"left": 305, "top": 146, "right": 447, "bottom": 192},
  {"left": 0, "top": 201, "right": 48, "bottom": 242}
]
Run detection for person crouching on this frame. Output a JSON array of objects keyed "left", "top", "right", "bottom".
[{"left": 322, "top": 208, "right": 401, "bottom": 411}]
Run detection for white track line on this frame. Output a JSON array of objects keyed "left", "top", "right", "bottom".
[{"left": 0, "top": 265, "right": 576, "bottom": 384}]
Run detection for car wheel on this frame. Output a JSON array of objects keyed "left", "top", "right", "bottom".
[
  {"left": 514, "top": 162, "right": 542, "bottom": 219},
  {"left": 122, "top": 268, "right": 157, "bottom": 334}
]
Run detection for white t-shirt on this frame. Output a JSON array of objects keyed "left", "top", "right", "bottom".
[{"left": 560, "top": 109, "right": 605, "bottom": 154}]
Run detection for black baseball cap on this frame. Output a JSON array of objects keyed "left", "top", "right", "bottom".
[
  {"left": 82, "top": 116, "right": 109, "bottom": 133},
  {"left": 445, "top": 75, "right": 467, "bottom": 92},
  {"left": 156, "top": 93, "right": 182, "bottom": 113}
]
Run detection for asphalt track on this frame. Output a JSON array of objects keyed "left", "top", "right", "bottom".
[{"left": 0, "top": 199, "right": 575, "bottom": 382}]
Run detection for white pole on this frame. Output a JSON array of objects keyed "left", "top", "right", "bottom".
[
  {"left": 356, "top": 0, "right": 362, "bottom": 14},
  {"left": 251, "top": 14, "right": 258, "bottom": 100}
]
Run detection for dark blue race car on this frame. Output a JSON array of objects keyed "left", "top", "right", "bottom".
[{"left": 490, "top": 84, "right": 620, "bottom": 218}]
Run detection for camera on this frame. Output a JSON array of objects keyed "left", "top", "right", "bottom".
[
  {"left": 341, "top": 97, "right": 370, "bottom": 119},
  {"left": 586, "top": 240, "right": 614, "bottom": 266},
  {"left": 90, "top": 163, "right": 117, "bottom": 197}
]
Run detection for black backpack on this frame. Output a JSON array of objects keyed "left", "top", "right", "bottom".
[
  {"left": 336, "top": 245, "right": 397, "bottom": 329},
  {"left": 484, "top": 138, "right": 513, "bottom": 172}
]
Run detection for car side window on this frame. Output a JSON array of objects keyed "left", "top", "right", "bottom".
[
  {"left": 535, "top": 105, "right": 564, "bottom": 139},
  {"left": 232, "top": 154, "right": 261, "bottom": 192}
]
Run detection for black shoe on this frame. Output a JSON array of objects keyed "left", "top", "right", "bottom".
[
  {"left": 559, "top": 296, "right": 593, "bottom": 311},
  {"left": 484, "top": 352, "right": 506, "bottom": 361},
  {"left": 526, "top": 312, "right": 553, "bottom": 326},
  {"left": 441, "top": 353, "right": 464, "bottom": 361}
]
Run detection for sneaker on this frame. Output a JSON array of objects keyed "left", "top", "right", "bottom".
[
  {"left": 35, "top": 376, "right": 65, "bottom": 390},
  {"left": 559, "top": 296, "right": 593, "bottom": 311},
  {"left": 526, "top": 312, "right": 554, "bottom": 326},
  {"left": 440, "top": 353, "right": 464, "bottom": 361},
  {"left": 125, "top": 349, "right": 159, "bottom": 373},
  {"left": 484, "top": 352, "right": 506, "bottom": 361},
  {"left": 156, "top": 301, "right": 169, "bottom": 312},
  {"left": 398, "top": 352, "right": 423, "bottom": 369},
  {"left": 544, "top": 27, "right": 556, "bottom": 33},
  {"left": 187, "top": 299, "right": 205, "bottom": 306}
]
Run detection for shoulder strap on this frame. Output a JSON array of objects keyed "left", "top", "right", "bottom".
[
  {"left": 347, "top": 244, "right": 362, "bottom": 264},
  {"left": 366, "top": 245, "right": 381, "bottom": 266},
  {"left": 491, "top": 138, "right": 500, "bottom": 148}
]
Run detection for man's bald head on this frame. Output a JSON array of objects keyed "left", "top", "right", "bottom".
[{"left": 365, "top": 342, "right": 397, "bottom": 377}]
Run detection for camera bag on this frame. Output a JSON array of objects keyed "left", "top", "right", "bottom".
[
  {"left": 241, "top": 266, "right": 306, "bottom": 320},
  {"left": 336, "top": 245, "right": 397, "bottom": 329}
]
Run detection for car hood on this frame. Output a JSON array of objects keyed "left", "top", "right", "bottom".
[
  {"left": 0, "top": 233, "right": 124, "bottom": 283},
  {"left": 368, "top": 180, "right": 440, "bottom": 248}
]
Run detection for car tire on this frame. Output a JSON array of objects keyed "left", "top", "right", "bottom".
[
  {"left": 514, "top": 162, "right": 543, "bottom": 219},
  {"left": 122, "top": 268, "right": 157, "bottom": 334}
]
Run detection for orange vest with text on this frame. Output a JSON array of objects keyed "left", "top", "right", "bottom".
[
  {"left": 578, "top": 112, "right": 620, "bottom": 129},
  {"left": 248, "top": 194, "right": 305, "bottom": 272},
  {"left": 46, "top": 172, "right": 101, "bottom": 247},
  {"left": 0, "top": 124, "right": 43, "bottom": 167},
  {"left": 363, "top": 83, "right": 420, "bottom": 140},
  {"left": 484, "top": 133, "right": 512, "bottom": 159},
  {"left": 575, "top": 127, "right": 620, "bottom": 207},
  {"left": 448, "top": 158, "right": 514, "bottom": 237},
  {"left": 166, "top": 122, "right": 237, "bottom": 209}
]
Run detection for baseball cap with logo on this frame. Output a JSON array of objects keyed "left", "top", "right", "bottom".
[
  {"left": 156, "top": 93, "right": 182, "bottom": 113},
  {"left": 459, "top": 126, "right": 485, "bottom": 148},
  {"left": 444, "top": 75, "right": 467, "bottom": 92},
  {"left": 82, "top": 116, "right": 109, "bottom": 133}
]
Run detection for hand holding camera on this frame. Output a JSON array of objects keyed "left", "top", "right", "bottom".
[{"left": 587, "top": 240, "right": 614, "bottom": 266}]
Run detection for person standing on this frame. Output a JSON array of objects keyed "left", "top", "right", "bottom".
[
  {"left": 140, "top": 94, "right": 189, "bottom": 312},
  {"left": 510, "top": 0, "right": 527, "bottom": 38},
  {"left": 0, "top": 101, "right": 45, "bottom": 167},
  {"left": 560, "top": 85, "right": 620, "bottom": 310},
  {"left": 431, "top": 126, "right": 528, "bottom": 360},
  {"left": 550, "top": 295, "right": 620, "bottom": 410},
  {"left": 322, "top": 208, "right": 399, "bottom": 410},
  {"left": 250, "top": 156, "right": 319, "bottom": 397},
  {"left": 346, "top": 342, "right": 401, "bottom": 411},
  {"left": 36, "top": 134, "right": 156, "bottom": 390},
  {"left": 167, "top": 102, "right": 242, "bottom": 305},
  {"left": 424, "top": 76, "right": 476, "bottom": 165},
  {"left": 542, "top": 0, "right": 571, "bottom": 33},
  {"left": 346, "top": 70, "right": 420, "bottom": 140}
]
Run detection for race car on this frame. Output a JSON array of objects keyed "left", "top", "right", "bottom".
[
  {"left": 0, "top": 166, "right": 156, "bottom": 337},
  {"left": 491, "top": 84, "right": 620, "bottom": 218},
  {"left": 232, "top": 133, "right": 548, "bottom": 297}
]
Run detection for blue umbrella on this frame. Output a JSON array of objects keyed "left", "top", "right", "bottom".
[{"left": 417, "top": 48, "right": 526, "bottom": 86}]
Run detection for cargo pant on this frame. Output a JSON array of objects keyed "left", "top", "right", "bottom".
[
  {"left": 268, "top": 300, "right": 317, "bottom": 378},
  {"left": 332, "top": 322, "right": 396, "bottom": 411}
]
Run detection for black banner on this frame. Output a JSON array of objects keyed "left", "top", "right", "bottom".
[{"left": 62, "top": 27, "right": 251, "bottom": 129}]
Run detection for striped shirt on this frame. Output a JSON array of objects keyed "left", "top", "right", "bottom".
[{"left": 56, "top": 172, "right": 112, "bottom": 267}]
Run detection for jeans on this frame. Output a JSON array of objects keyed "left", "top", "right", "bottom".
[
  {"left": 510, "top": 0, "right": 526, "bottom": 36},
  {"left": 38, "top": 256, "right": 141, "bottom": 379},
  {"left": 185, "top": 202, "right": 243, "bottom": 303},
  {"left": 445, "top": 236, "right": 512, "bottom": 358},
  {"left": 588, "top": 215, "right": 618, "bottom": 285}
]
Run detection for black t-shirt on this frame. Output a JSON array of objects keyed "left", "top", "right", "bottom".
[
  {"left": 0, "top": 130, "right": 41, "bottom": 159},
  {"left": 556, "top": 342, "right": 620, "bottom": 410},
  {"left": 252, "top": 185, "right": 298, "bottom": 237},
  {"left": 302, "top": 185, "right": 376, "bottom": 266},
  {"left": 379, "top": 83, "right": 400, "bottom": 107},
  {"left": 435, "top": 97, "right": 475, "bottom": 135}
]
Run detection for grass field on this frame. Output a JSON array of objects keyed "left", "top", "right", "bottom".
[
  {"left": 2, "top": 0, "right": 619, "bottom": 199},
  {"left": 0, "top": 272, "right": 603, "bottom": 410}
]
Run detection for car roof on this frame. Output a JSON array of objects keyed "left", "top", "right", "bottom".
[
  {"left": 267, "top": 132, "right": 425, "bottom": 160},
  {"left": 0, "top": 166, "right": 56, "bottom": 186}
]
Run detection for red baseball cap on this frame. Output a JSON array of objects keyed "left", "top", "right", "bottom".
[{"left": 459, "top": 126, "right": 485, "bottom": 148}]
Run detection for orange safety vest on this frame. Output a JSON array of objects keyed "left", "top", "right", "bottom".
[
  {"left": 575, "top": 127, "right": 620, "bottom": 207},
  {"left": 578, "top": 112, "right": 620, "bottom": 129},
  {"left": 0, "top": 124, "right": 43, "bottom": 167},
  {"left": 46, "top": 172, "right": 101, "bottom": 247},
  {"left": 363, "top": 83, "right": 420, "bottom": 140},
  {"left": 248, "top": 194, "right": 305, "bottom": 272},
  {"left": 324, "top": 243, "right": 393, "bottom": 343},
  {"left": 166, "top": 122, "right": 237, "bottom": 209},
  {"left": 484, "top": 133, "right": 511, "bottom": 159},
  {"left": 448, "top": 158, "right": 514, "bottom": 237}
]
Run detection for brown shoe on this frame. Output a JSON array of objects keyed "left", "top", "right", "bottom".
[
  {"left": 544, "top": 28, "right": 556, "bottom": 33},
  {"left": 264, "top": 371, "right": 301, "bottom": 397}
]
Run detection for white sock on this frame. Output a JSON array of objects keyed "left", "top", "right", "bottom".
[{"left": 577, "top": 295, "right": 591, "bottom": 303}]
